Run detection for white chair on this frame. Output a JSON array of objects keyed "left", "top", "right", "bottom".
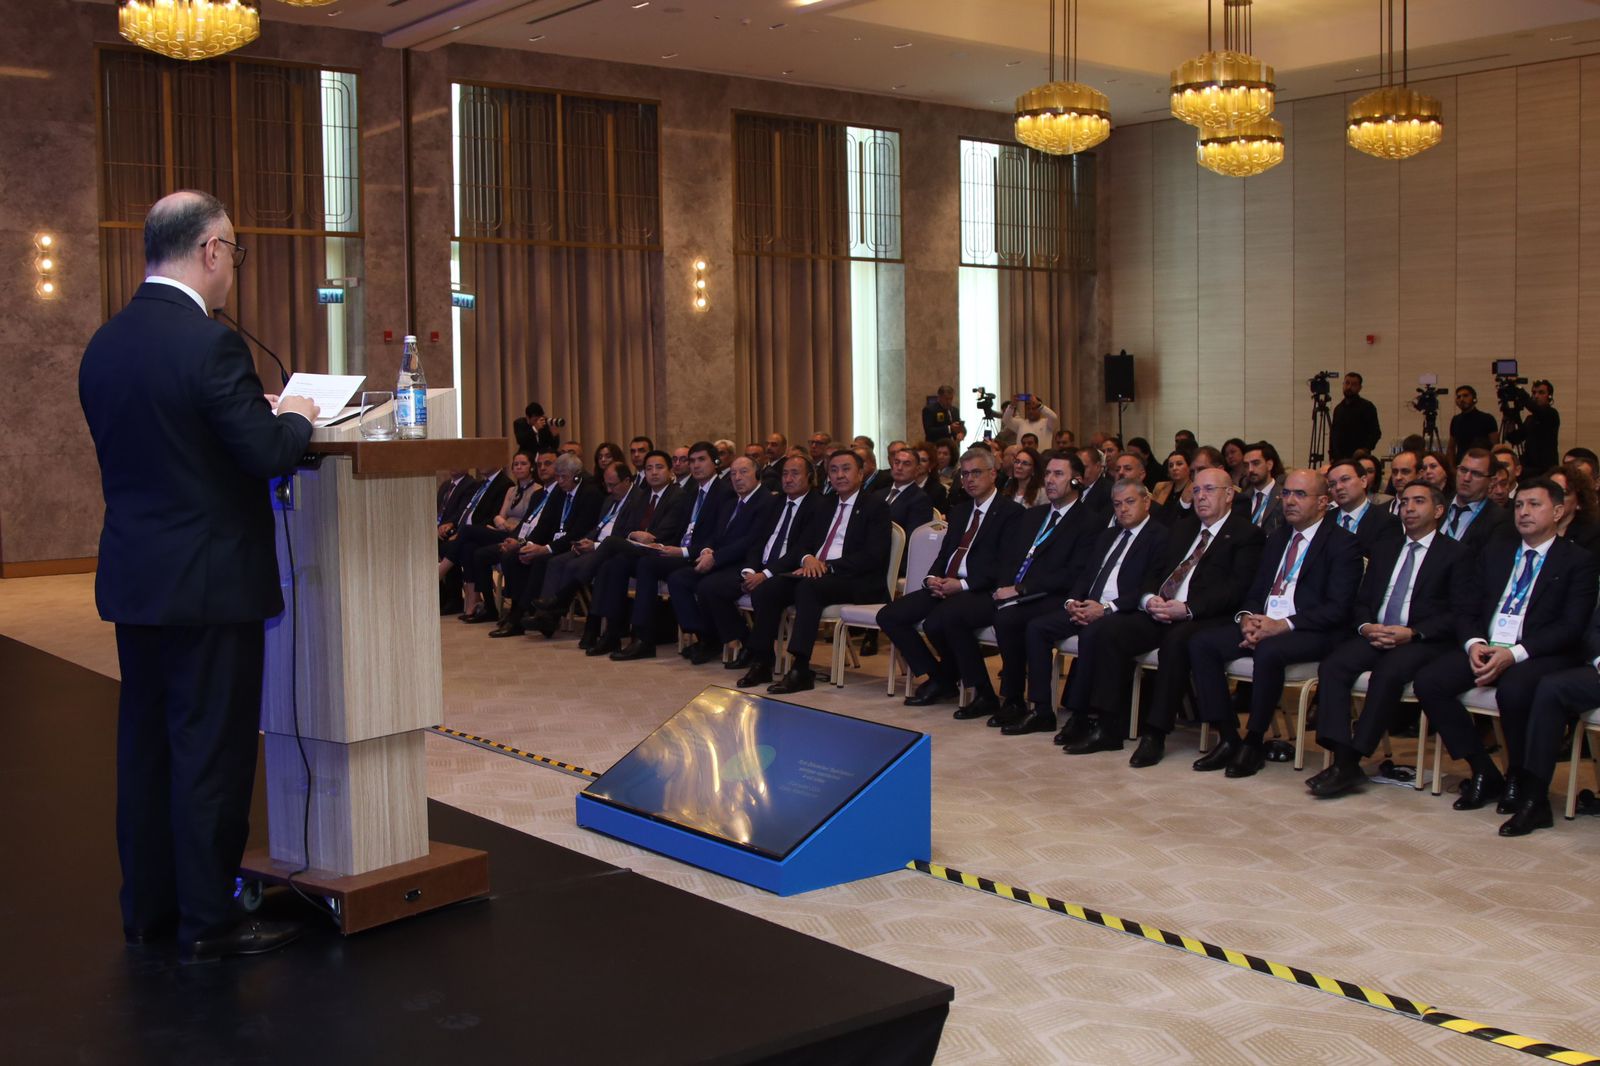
[
  {"left": 814, "top": 523, "right": 908, "bottom": 687},
  {"left": 859, "top": 521, "right": 948, "bottom": 695},
  {"left": 1223, "top": 658, "right": 1320, "bottom": 770},
  {"left": 1568, "top": 709, "right": 1600, "bottom": 819},
  {"left": 1448, "top": 693, "right": 1597, "bottom": 818},
  {"left": 1344, "top": 672, "right": 1418, "bottom": 789}
]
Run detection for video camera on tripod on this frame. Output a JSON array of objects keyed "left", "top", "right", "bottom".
[
  {"left": 1307, "top": 371, "right": 1339, "bottom": 402},
  {"left": 1411, "top": 373, "right": 1447, "bottom": 452},
  {"left": 971, "top": 386, "right": 1001, "bottom": 423},
  {"left": 1493, "top": 358, "right": 1531, "bottom": 436},
  {"left": 1305, "top": 370, "right": 1340, "bottom": 466}
]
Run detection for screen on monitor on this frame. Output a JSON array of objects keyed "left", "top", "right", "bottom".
[{"left": 581, "top": 687, "right": 921, "bottom": 860}]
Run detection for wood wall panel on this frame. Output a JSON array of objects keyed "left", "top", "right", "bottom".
[
  {"left": 1397, "top": 77, "right": 1458, "bottom": 445},
  {"left": 1516, "top": 60, "right": 1581, "bottom": 455},
  {"left": 1344, "top": 94, "right": 1402, "bottom": 459},
  {"left": 1151, "top": 120, "right": 1200, "bottom": 443},
  {"left": 1291, "top": 96, "right": 1347, "bottom": 465},
  {"left": 1579, "top": 57, "right": 1600, "bottom": 444},
  {"left": 1106, "top": 124, "right": 1155, "bottom": 443},
  {"left": 1244, "top": 107, "right": 1295, "bottom": 452},
  {"left": 1196, "top": 168, "right": 1245, "bottom": 448},
  {"left": 1455, "top": 69, "right": 1518, "bottom": 402}
]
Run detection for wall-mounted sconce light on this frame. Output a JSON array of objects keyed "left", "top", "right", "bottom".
[
  {"left": 692, "top": 257, "right": 708, "bottom": 312},
  {"left": 34, "top": 233, "right": 57, "bottom": 299}
]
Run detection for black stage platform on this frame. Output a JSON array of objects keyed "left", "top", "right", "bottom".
[{"left": 1, "top": 636, "right": 952, "bottom": 1065}]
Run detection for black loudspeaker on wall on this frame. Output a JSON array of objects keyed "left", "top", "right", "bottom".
[{"left": 1104, "top": 351, "right": 1135, "bottom": 404}]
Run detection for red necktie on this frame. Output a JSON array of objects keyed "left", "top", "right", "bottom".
[
  {"left": 642, "top": 492, "right": 658, "bottom": 528},
  {"left": 817, "top": 501, "right": 850, "bottom": 559},
  {"left": 944, "top": 506, "right": 983, "bottom": 578}
]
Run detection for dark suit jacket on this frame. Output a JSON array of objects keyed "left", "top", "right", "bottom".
[
  {"left": 1078, "top": 476, "right": 1113, "bottom": 514},
  {"left": 438, "top": 475, "right": 479, "bottom": 527},
  {"left": 916, "top": 476, "right": 949, "bottom": 514},
  {"left": 925, "top": 493, "right": 1025, "bottom": 593},
  {"left": 799, "top": 490, "right": 894, "bottom": 590},
  {"left": 1330, "top": 394, "right": 1381, "bottom": 460},
  {"left": 878, "top": 482, "right": 935, "bottom": 534},
  {"left": 608, "top": 482, "right": 686, "bottom": 546},
  {"left": 996, "top": 500, "right": 1102, "bottom": 597},
  {"left": 922, "top": 402, "right": 959, "bottom": 441},
  {"left": 1350, "top": 532, "right": 1472, "bottom": 643},
  {"left": 859, "top": 470, "right": 891, "bottom": 496},
  {"left": 511, "top": 417, "right": 560, "bottom": 457},
  {"left": 1239, "top": 520, "right": 1362, "bottom": 632},
  {"left": 701, "top": 487, "right": 779, "bottom": 572},
  {"left": 1233, "top": 480, "right": 1286, "bottom": 537},
  {"left": 531, "top": 478, "right": 605, "bottom": 555},
  {"left": 467, "top": 470, "right": 513, "bottom": 527},
  {"left": 80, "top": 282, "right": 314, "bottom": 625},
  {"left": 746, "top": 491, "right": 831, "bottom": 573},
  {"left": 1142, "top": 512, "right": 1265, "bottom": 622},
  {"left": 1333, "top": 502, "right": 1400, "bottom": 559},
  {"left": 673, "top": 476, "right": 735, "bottom": 555},
  {"left": 1070, "top": 518, "right": 1171, "bottom": 612},
  {"left": 1461, "top": 532, "right": 1599, "bottom": 657},
  {"left": 1443, "top": 497, "right": 1510, "bottom": 553}
]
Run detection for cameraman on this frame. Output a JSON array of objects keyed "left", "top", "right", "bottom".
[
  {"left": 1329, "top": 372, "right": 1381, "bottom": 461},
  {"left": 1509, "top": 379, "right": 1561, "bottom": 474},
  {"left": 1001, "top": 392, "right": 1058, "bottom": 442},
  {"left": 1448, "top": 385, "right": 1497, "bottom": 460},
  {"left": 513, "top": 401, "right": 561, "bottom": 456},
  {"left": 922, "top": 384, "right": 963, "bottom": 442}
]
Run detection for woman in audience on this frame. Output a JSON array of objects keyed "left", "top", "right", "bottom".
[
  {"left": 592, "top": 441, "right": 624, "bottom": 482},
  {"left": 1152, "top": 449, "right": 1193, "bottom": 511},
  {"left": 935, "top": 440, "right": 957, "bottom": 484},
  {"left": 1418, "top": 450, "right": 1454, "bottom": 500},
  {"left": 447, "top": 451, "right": 538, "bottom": 619},
  {"left": 1222, "top": 437, "right": 1248, "bottom": 487},
  {"left": 1009, "top": 447, "right": 1046, "bottom": 507},
  {"left": 1552, "top": 463, "right": 1600, "bottom": 556}
]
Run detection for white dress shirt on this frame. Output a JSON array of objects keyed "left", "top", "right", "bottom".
[
  {"left": 145, "top": 274, "right": 208, "bottom": 314},
  {"left": 1362, "top": 530, "right": 1436, "bottom": 632},
  {"left": 1095, "top": 515, "right": 1150, "bottom": 608},
  {"left": 1467, "top": 535, "right": 1556, "bottom": 663}
]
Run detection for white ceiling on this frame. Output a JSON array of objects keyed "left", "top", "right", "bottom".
[{"left": 135, "top": 0, "right": 1600, "bottom": 121}]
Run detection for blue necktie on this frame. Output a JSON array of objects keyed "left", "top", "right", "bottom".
[
  {"left": 1380, "top": 542, "right": 1420, "bottom": 626},
  {"left": 1501, "top": 549, "right": 1539, "bottom": 615},
  {"left": 1445, "top": 503, "right": 1470, "bottom": 539}
]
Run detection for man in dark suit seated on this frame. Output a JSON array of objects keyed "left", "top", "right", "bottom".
[
  {"left": 81, "top": 190, "right": 319, "bottom": 962},
  {"left": 876, "top": 446, "right": 936, "bottom": 532},
  {"left": 982, "top": 452, "right": 1107, "bottom": 732},
  {"left": 1075, "top": 446, "right": 1113, "bottom": 514},
  {"left": 759, "top": 433, "right": 788, "bottom": 490},
  {"left": 738, "top": 449, "right": 892, "bottom": 694},
  {"left": 1072, "top": 467, "right": 1265, "bottom": 766},
  {"left": 523, "top": 461, "right": 634, "bottom": 638},
  {"left": 702, "top": 455, "right": 828, "bottom": 673},
  {"left": 1309, "top": 483, "right": 1473, "bottom": 797},
  {"left": 1413, "top": 478, "right": 1600, "bottom": 815},
  {"left": 912, "top": 443, "right": 949, "bottom": 514},
  {"left": 1439, "top": 447, "right": 1509, "bottom": 549},
  {"left": 667, "top": 456, "right": 780, "bottom": 665},
  {"left": 1510, "top": 603, "right": 1600, "bottom": 834},
  {"left": 1233, "top": 442, "right": 1286, "bottom": 535},
  {"left": 488, "top": 453, "right": 603, "bottom": 637},
  {"left": 583, "top": 449, "right": 699, "bottom": 658},
  {"left": 1016, "top": 479, "right": 1170, "bottom": 742},
  {"left": 1325, "top": 458, "right": 1399, "bottom": 559},
  {"left": 462, "top": 451, "right": 560, "bottom": 624},
  {"left": 1188, "top": 469, "right": 1363, "bottom": 778},
  {"left": 875, "top": 447, "right": 1023, "bottom": 713}
]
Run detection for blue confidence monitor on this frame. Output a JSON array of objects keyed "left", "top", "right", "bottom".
[{"left": 575, "top": 687, "right": 931, "bottom": 895}]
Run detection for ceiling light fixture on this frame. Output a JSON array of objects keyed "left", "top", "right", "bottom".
[
  {"left": 1014, "top": 0, "right": 1110, "bottom": 155},
  {"left": 1347, "top": 0, "right": 1443, "bottom": 160},
  {"left": 1170, "top": 0, "right": 1276, "bottom": 129},
  {"left": 118, "top": 0, "right": 260, "bottom": 61},
  {"left": 1196, "top": 114, "right": 1284, "bottom": 176}
]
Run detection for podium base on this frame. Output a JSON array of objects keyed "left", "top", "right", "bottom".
[{"left": 239, "top": 841, "right": 490, "bottom": 935}]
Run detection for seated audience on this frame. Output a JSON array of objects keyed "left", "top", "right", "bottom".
[
  {"left": 522, "top": 462, "right": 635, "bottom": 638},
  {"left": 1234, "top": 442, "right": 1285, "bottom": 534},
  {"left": 1440, "top": 448, "right": 1508, "bottom": 549},
  {"left": 1325, "top": 458, "right": 1399, "bottom": 558},
  {"left": 1008, "top": 446, "right": 1046, "bottom": 508},
  {"left": 592, "top": 441, "right": 625, "bottom": 482},
  {"left": 1551, "top": 463, "right": 1600, "bottom": 556},
  {"left": 489, "top": 453, "right": 604, "bottom": 637},
  {"left": 1513, "top": 602, "right": 1600, "bottom": 835}
]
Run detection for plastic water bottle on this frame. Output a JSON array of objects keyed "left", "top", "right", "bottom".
[{"left": 395, "top": 334, "right": 428, "bottom": 439}]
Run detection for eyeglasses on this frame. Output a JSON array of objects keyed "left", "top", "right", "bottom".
[
  {"left": 1455, "top": 466, "right": 1490, "bottom": 479},
  {"left": 958, "top": 468, "right": 988, "bottom": 478},
  {"left": 204, "top": 236, "right": 247, "bottom": 267}
]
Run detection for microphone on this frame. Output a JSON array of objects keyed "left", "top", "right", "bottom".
[{"left": 214, "top": 308, "right": 290, "bottom": 387}]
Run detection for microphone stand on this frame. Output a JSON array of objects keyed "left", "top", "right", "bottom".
[{"left": 213, "top": 308, "right": 291, "bottom": 387}]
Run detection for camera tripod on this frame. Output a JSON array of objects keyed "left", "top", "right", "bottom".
[
  {"left": 1419, "top": 407, "right": 1442, "bottom": 455},
  {"left": 1307, "top": 393, "right": 1332, "bottom": 467}
]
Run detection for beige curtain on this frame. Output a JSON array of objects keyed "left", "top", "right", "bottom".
[{"left": 999, "top": 268, "right": 1075, "bottom": 419}]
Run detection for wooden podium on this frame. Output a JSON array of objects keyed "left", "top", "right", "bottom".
[{"left": 241, "top": 389, "right": 504, "bottom": 933}]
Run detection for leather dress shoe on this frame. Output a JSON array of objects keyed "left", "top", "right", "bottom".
[
  {"left": 1453, "top": 769, "right": 1505, "bottom": 811},
  {"left": 488, "top": 619, "right": 526, "bottom": 638},
  {"left": 1224, "top": 742, "right": 1267, "bottom": 778},
  {"left": 1192, "top": 736, "right": 1238, "bottom": 772},
  {"left": 953, "top": 693, "right": 999, "bottom": 721},
  {"left": 1307, "top": 761, "right": 1365, "bottom": 797},
  {"left": 767, "top": 667, "right": 815, "bottom": 694},
  {"left": 859, "top": 632, "right": 879, "bottom": 657},
  {"left": 576, "top": 622, "right": 600, "bottom": 650},
  {"left": 1495, "top": 775, "right": 1524, "bottom": 816},
  {"left": 679, "top": 643, "right": 696, "bottom": 659},
  {"left": 690, "top": 641, "right": 724, "bottom": 666},
  {"left": 1128, "top": 732, "right": 1166, "bottom": 768},
  {"left": 586, "top": 636, "right": 621, "bottom": 658},
  {"left": 1499, "top": 796, "right": 1555, "bottom": 836},
  {"left": 737, "top": 662, "right": 774, "bottom": 688},
  {"left": 125, "top": 918, "right": 178, "bottom": 946},
  {"left": 724, "top": 647, "right": 752, "bottom": 671},
  {"left": 1002, "top": 710, "right": 1057, "bottom": 736},
  {"left": 527, "top": 612, "right": 558, "bottom": 638},
  {"left": 987, "top": 698, "right": 1028, "bottom": 728},
  {"left": 904, "top": 680, "right": 959, "bottom": 707},
  {"left": 463, "top": 605, "right": 498, "bottom": 624},
  {"left": 1065, "top": 724, "right": 1124, "bottom": 755},
  {"left": 1053, "top": 711, "right": 1094, "bottom": 747},
  {"left": 181, "top": 918, "right": 303, "bottom": 965},
  {"left": 610, "top": 639, "right": 655, "bottom": 661}
]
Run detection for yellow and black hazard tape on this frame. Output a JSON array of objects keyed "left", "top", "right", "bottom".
[
  {"left": 910, "top": 860, "right": 1600, "bottom": 1065},
  {"left": 428, "top": 725, "right": 599, "bottom": 779}
]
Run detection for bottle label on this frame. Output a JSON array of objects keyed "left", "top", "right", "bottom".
[
  {"left": 413, "top": 389, "right": 428, "bottom": 425},
  {"left": 396, "top": 390, "right": 416, "bottom": 425}
]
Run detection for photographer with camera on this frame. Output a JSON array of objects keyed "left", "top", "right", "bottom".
[
  {"left": 1002, "top": 392, "right": 1059, "bottom": 442},
  {"left": 513, "top": 401, "right": 563, "bottom": 456},
  {"left": 1329, "top": 372, "right": 1381, "bottom": 461},
  {"left": 922, "top": 385, "right": 964, "bottom": 443},
  {"left": 1449, "top": 385, "right": 1498, "bottom": 459},
  {"left": 1508, "top": 379, "right": 1561, "bottom": 475}
]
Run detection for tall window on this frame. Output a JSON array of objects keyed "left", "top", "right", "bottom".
[
  {"left": 958, "top": 138, "right": 1095, "bottom": 436},
  {"left": 97, "top": 49, "right": 363, "bottom": 378},
  {"left": 733, "top": 113, "right": 903, "bottom": 449},
  {"left": 452, "top": 83, "right": 662, "bottom": 443}
]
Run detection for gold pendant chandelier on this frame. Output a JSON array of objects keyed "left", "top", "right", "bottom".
[
  {"left": 1170, "top": 0, "right": 1276, "bottom": 130},
  {"left": 1347, "top": 0, "right": 1443, "bottom": 160},
  {"left": 1196, "top": 115, "right": 1285, "bottom": 177},
  {"left": 1014, "top": 0, "right": 1110, "bottom": 156},
  {"left": 118, "top": 0, "right": 260, "bottom": 61}
]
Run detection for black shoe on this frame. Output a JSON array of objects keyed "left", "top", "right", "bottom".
[
  {"left": 1192, "top": 736, "right": 1238, "bottom": 772},
  {"left": 610, "top": 639, "right": 655, "bottom": 661},
  {"left": 690, "top": 641, "right": 724, "bottom": 666},
  {"left": 737, "top": 662, "right": 774, "bottom": 688},
  {"left": 586, "top": 636, "right": 620, "bottom": 658},
  {"left": 124, "top": 918, "right": 178, "bottom": 946},
  {"left": 463, "top": 605, "right": 498, "bottom": 624},
  {"left": 1053, "top": 711, "right": 1094, "bottom": 747},
  {"left": 528, "top": 612, "right": 558, "bottom": 638},
  {"left": 679, "top": 643, "right": 696, "bottom": 660},
  {"left": 440, "top": 597, "right": 464, "bottom": 617},
  {"left": 1224, "top": 743, "right": 1267, "bottom": 778},
  {"left": 1453, "top": 769, "right": 1505, "bottom": 811},
  {"left": 1065, "top": 724, "right": 1124, "bottom": 755},
  {"left": 859, "top": 633, "right": 879, "bottom": 657},
  {"left": 904, "top": 679, "right": 959, "bottom": 707},
  {"left": 987, "top": 698, "right": 1028, "bottom": 728},
  {"left": 488, "top": 620, "right": 526, "bottom": 638},
  {"left": 1499, "top": 796, "right": 1555, "bottom": 836},
  {"left": 1128, "top": 733, "right": 1166, "bottom": 768},
  {"left": 576, "top": 621, "right": 600, "bottom": 650},
  {"left": 180, "top": 919, "right": 303, "bottom": 966},
  {"left": 953, "top": 693, "right": 1000, "bottom": 721},
  {"left": 768, "top": 667, "right": 815, "bottom": 694},
  {"left": 1002, "top": 711, "right": 1057, "bottom": 736},
  {"left": 1308, "top": 761, "right": 1365, "bottom": 797},
  {"left": 1495, "top": 775, "right": 1524, "bottom": 816}
]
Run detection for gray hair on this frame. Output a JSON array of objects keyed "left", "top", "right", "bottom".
[
  {"left": 1111, "top": 477, "right": 1150, "bottom": 498},
  {"left": 553, "top": 453, "right": 584, "bottom": 478},
  {"left": 959, "top": 446, "right": 997, "bottom": 472}
]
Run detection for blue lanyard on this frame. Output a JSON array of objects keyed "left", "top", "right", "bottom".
[
  {"left": 1501, "top": 549, "right": 1547, "bottom": 615},
  {"left": 555, "top": 488, "right": 577, "bottom": 534},
  {"left": 1025, "top": 507, "right": 1067, "bottom": 560},
  {"left": 1274, "top": 533, "right": 1310, "bottom": 589}
]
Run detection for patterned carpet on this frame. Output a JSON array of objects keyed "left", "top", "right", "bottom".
[{"left": 6, "top": 573, "right": 1599, "bottom": 1064}]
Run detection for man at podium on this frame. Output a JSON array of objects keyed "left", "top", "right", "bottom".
[{"left": 80, "top": 190, "right": 319, "bottom": 964}]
